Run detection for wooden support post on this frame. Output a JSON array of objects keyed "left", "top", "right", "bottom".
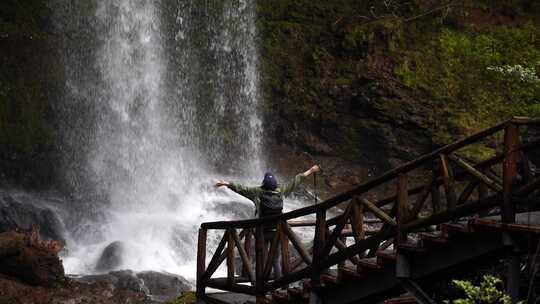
[
  {"left": 243, "top": 229, "right": 253, "bottom": 278},
  {"left": 397, "top": 174, "right": 408, "bottom": 245},
  {"left": 255, "top": 225, "right": 265, "bottom": 304},
  {"left": 196, "top": 228, "right": 207, "bottom": 298},
  {"left": 503, "top": 123, "right": 519, "bottom": 224},
  {"left": 280, "top": 222, "right": 290, "bottom": 276},
  {"left": 440, "top": 154, "right": 457, "bottom": 212},
  {"left": 227, "top": 229, "right": 235, "bottom": 286},
  {"left": 503, "top": 123, "right": 520, "bottom": 303},
  {"left": 311, "top": 210, "right": 326, "bottom": 292}
]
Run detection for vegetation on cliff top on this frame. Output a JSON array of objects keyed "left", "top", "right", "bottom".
[{"left": 257, "top": 0, "right": 540, "bottom": 163}]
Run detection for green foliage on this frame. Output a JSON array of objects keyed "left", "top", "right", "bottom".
[
  {"left": 445, "top": 275, "right": 520, "bottom": 304},
  {"left": 167, "top": 291, "right": 197, "bottom": 304},
  {"left": 395, "top": 23, "right": 540, "bottom": 132}
]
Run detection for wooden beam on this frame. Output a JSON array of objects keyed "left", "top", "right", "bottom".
[
  {"left": 334, "top": 237, "right": 360, "bottom": 264},
  {"left": 255, "top": 225, "right": 265, "bottom": 303},
  {"left": 361, "top": 198, "right": 397, "bottom": 226},
  {"left": 397, "top": 174, "right": 409, "bottom": 244},
  {"left": 227, "top": 229, "right": 235, "bottom": 286},
  {"left": 457, "top": 182, "right": 478, "bottom": 205},
  {"left": 440, "top": 154, "right": 457, "bottom": 212},
  {"left": 282, "top": 222, "right": 312, "bottom": 265},
  {"left": 243, "top": 229, "right": 253, "bottom": 278},
  {"left": 449, "top": 154, "right": 503, "bottom": 193},
  {"left": 202, "top": 231, "right": 228, "bottom": 282},
  {"left": 320, "top": 205, "right": 351, "bottom": 259},
  {"left": 311, "top": 209, "right": 327, "bottom": 289},
  {"left": 279, "top": 222, "right": 291, "bottom": 276},
  {"left": 196, "top": 228, "right": 207, "bottom": 298},
  {"left": 503, "top": 123, "right": 520, "bottom": 224},
  {"left": 232, "top": 228, "right": 255, "bottom": 285}
]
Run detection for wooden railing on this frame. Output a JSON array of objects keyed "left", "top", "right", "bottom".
[{"left": 196, "top": 117, "right": 540, "bottom": 303}]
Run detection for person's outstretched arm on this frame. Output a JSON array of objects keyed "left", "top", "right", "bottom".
[
  {"left": 281, "top": 165, "right": 320, "bottom": 197},
  {"left": 215, "top": 180, "right": 262, "bottom": 201}
]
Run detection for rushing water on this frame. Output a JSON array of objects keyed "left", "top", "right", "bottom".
[{"left": 51, "top": 0, "right": 268, "bottom": 278}]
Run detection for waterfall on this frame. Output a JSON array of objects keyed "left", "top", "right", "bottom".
[{"left": 51, "top": 0, "right": 263, "bottom": 278}]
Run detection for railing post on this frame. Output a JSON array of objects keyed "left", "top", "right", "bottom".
[
  {"left": 280, "top": 221, "right": 291, "bottom": 276},
  {"left": 196, "top": 228, "right": 207, "bottom": 299},
  {"left": 227, "top": 228, "right": 235, "bottom": 286},
  {"left": 503, "top": 123, "right": 519, "bottom": 225},
  {"left": 439, "top": 154, "right": 457, "bottom": 212},
  {"left": 396, "top": 174, "right": 411, "bottom": 278},
  {"left": 243, "top": 229, "right": 253, "bottom": 278},
  {"left": 503, "top": 123, "right": 520, "bottom": 303},
  {"left": 310, "top": 209, "right": 326, "bottom": 304},
  {"left": 255, "top": 224, "right": 265, "bottom": 304},
  {"left": 396, "top": 174, "right": 408, "bottom": 245}
]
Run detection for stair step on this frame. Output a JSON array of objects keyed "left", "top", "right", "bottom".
[
  {"left": 358, "top": 257, "right": 384, "bottom": 270},
  {"left": 320, "top": 273, "right": 339, "bottom": 285},
  {"left": 338, "top": 266, "right": 364, "bottom": 282},
  {"left": 287, "top": 287, "right": 309, "bottom": 300},
  {"left": 272, "top": 290, "right": 290, "bottom": 303},
  {"left": 384, "top": 294, "right": 417, "bottom": 304},
  {"left": 396, "top": 240, "right": 427, "bottom": 254},
  {"left": 441, "top": 222, "right": 471, "bottom": 237},
  {"left": 376, "top": 249, "right": 397, "bottom": 263},
  {"left": 419, "top": 231, "right": 448, "bottom": 246}
]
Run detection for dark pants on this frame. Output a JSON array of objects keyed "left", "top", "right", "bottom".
[{"left": 264, "top": 230, "right": 282, "bottom": 279}]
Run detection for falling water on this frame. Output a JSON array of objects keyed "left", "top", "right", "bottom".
[{"left": 51, "top": 0, "right": 264, "bottom": 278}]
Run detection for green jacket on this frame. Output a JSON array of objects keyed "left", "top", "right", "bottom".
[{"left": 227, "top": 174, "right": 306, "bottom": 216}]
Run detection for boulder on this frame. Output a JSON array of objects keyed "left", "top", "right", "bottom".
[
  {"left": 95, "top": 241, "right": 125, "bottom": 272},
  {"left": 73, "top": 270, "right": 192, "bottom": 303},
  {"left": 0, "top": 230, "right": 65, "bottom": 287},
  {"left": 0, "top": 192, "right": 64, "bottom": 241},
  {"left": 137, "top": 271, "right": 192, "bottom": 302}
]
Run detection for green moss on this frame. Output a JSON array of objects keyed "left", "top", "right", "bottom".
[
  {"left": 258, "top": 0, "right": 540, "bottom": 162},
  {"left": 167, "top": 291, "right": 197, "bottom": 304},
  {"left": 344, "top": 18, "right": 404, "bottom": 53},
  {"left": 456, "top": 144, "right": 497, "bottom": 162}
]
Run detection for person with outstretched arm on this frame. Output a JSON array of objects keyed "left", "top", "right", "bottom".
[{"left": 215, "top": 165, "right": 321, "bottom": 278}]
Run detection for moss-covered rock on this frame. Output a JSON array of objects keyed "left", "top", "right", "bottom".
[{"left": 258, "top": 0, "right": 540, "bottom": 167}]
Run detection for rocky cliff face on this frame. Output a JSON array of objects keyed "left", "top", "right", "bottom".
[
  {"left": 257, "top": 0, "right": 540, "bottom": 175},
  {"left": 0, "top": 0, "right": 63, "bottom": 187},
  {"left": 1, "top": 0, "right": 540, "bottom": 188}
]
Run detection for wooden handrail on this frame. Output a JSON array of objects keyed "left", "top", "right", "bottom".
[
  {"left": 197, "top": 118, "right": 540, "bottom": 302},
  {"left": 202, "top": 120, "right": 511, "bottom": 230}
]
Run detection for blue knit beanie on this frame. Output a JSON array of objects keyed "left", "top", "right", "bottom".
[{"left": 262, "top": 172, "right": 278, "bottom": 190}]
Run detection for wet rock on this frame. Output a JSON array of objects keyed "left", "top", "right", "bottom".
[
  {"left": 138, "top": 271, "right": 192, "bottom": 302},
  {"left": 0, "top": 231, "right": 65, "bottom": 287},
  {"left": 0, "top": 193, "right": 64, "bottom": 240},
  {"left": 95, "top": 241, "right": 125, "bottom": 272},
  {"left": 73, "top": 270, "right": 192, "bottom": 303}
]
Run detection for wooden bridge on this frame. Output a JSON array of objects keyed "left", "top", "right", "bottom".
[{"left": 196, "top": 117, "right": 540, "bottom": 304}]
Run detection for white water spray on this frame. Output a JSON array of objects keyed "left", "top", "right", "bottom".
[{"left": 55, "top": 0, "right": 264, "bottom": 279}]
